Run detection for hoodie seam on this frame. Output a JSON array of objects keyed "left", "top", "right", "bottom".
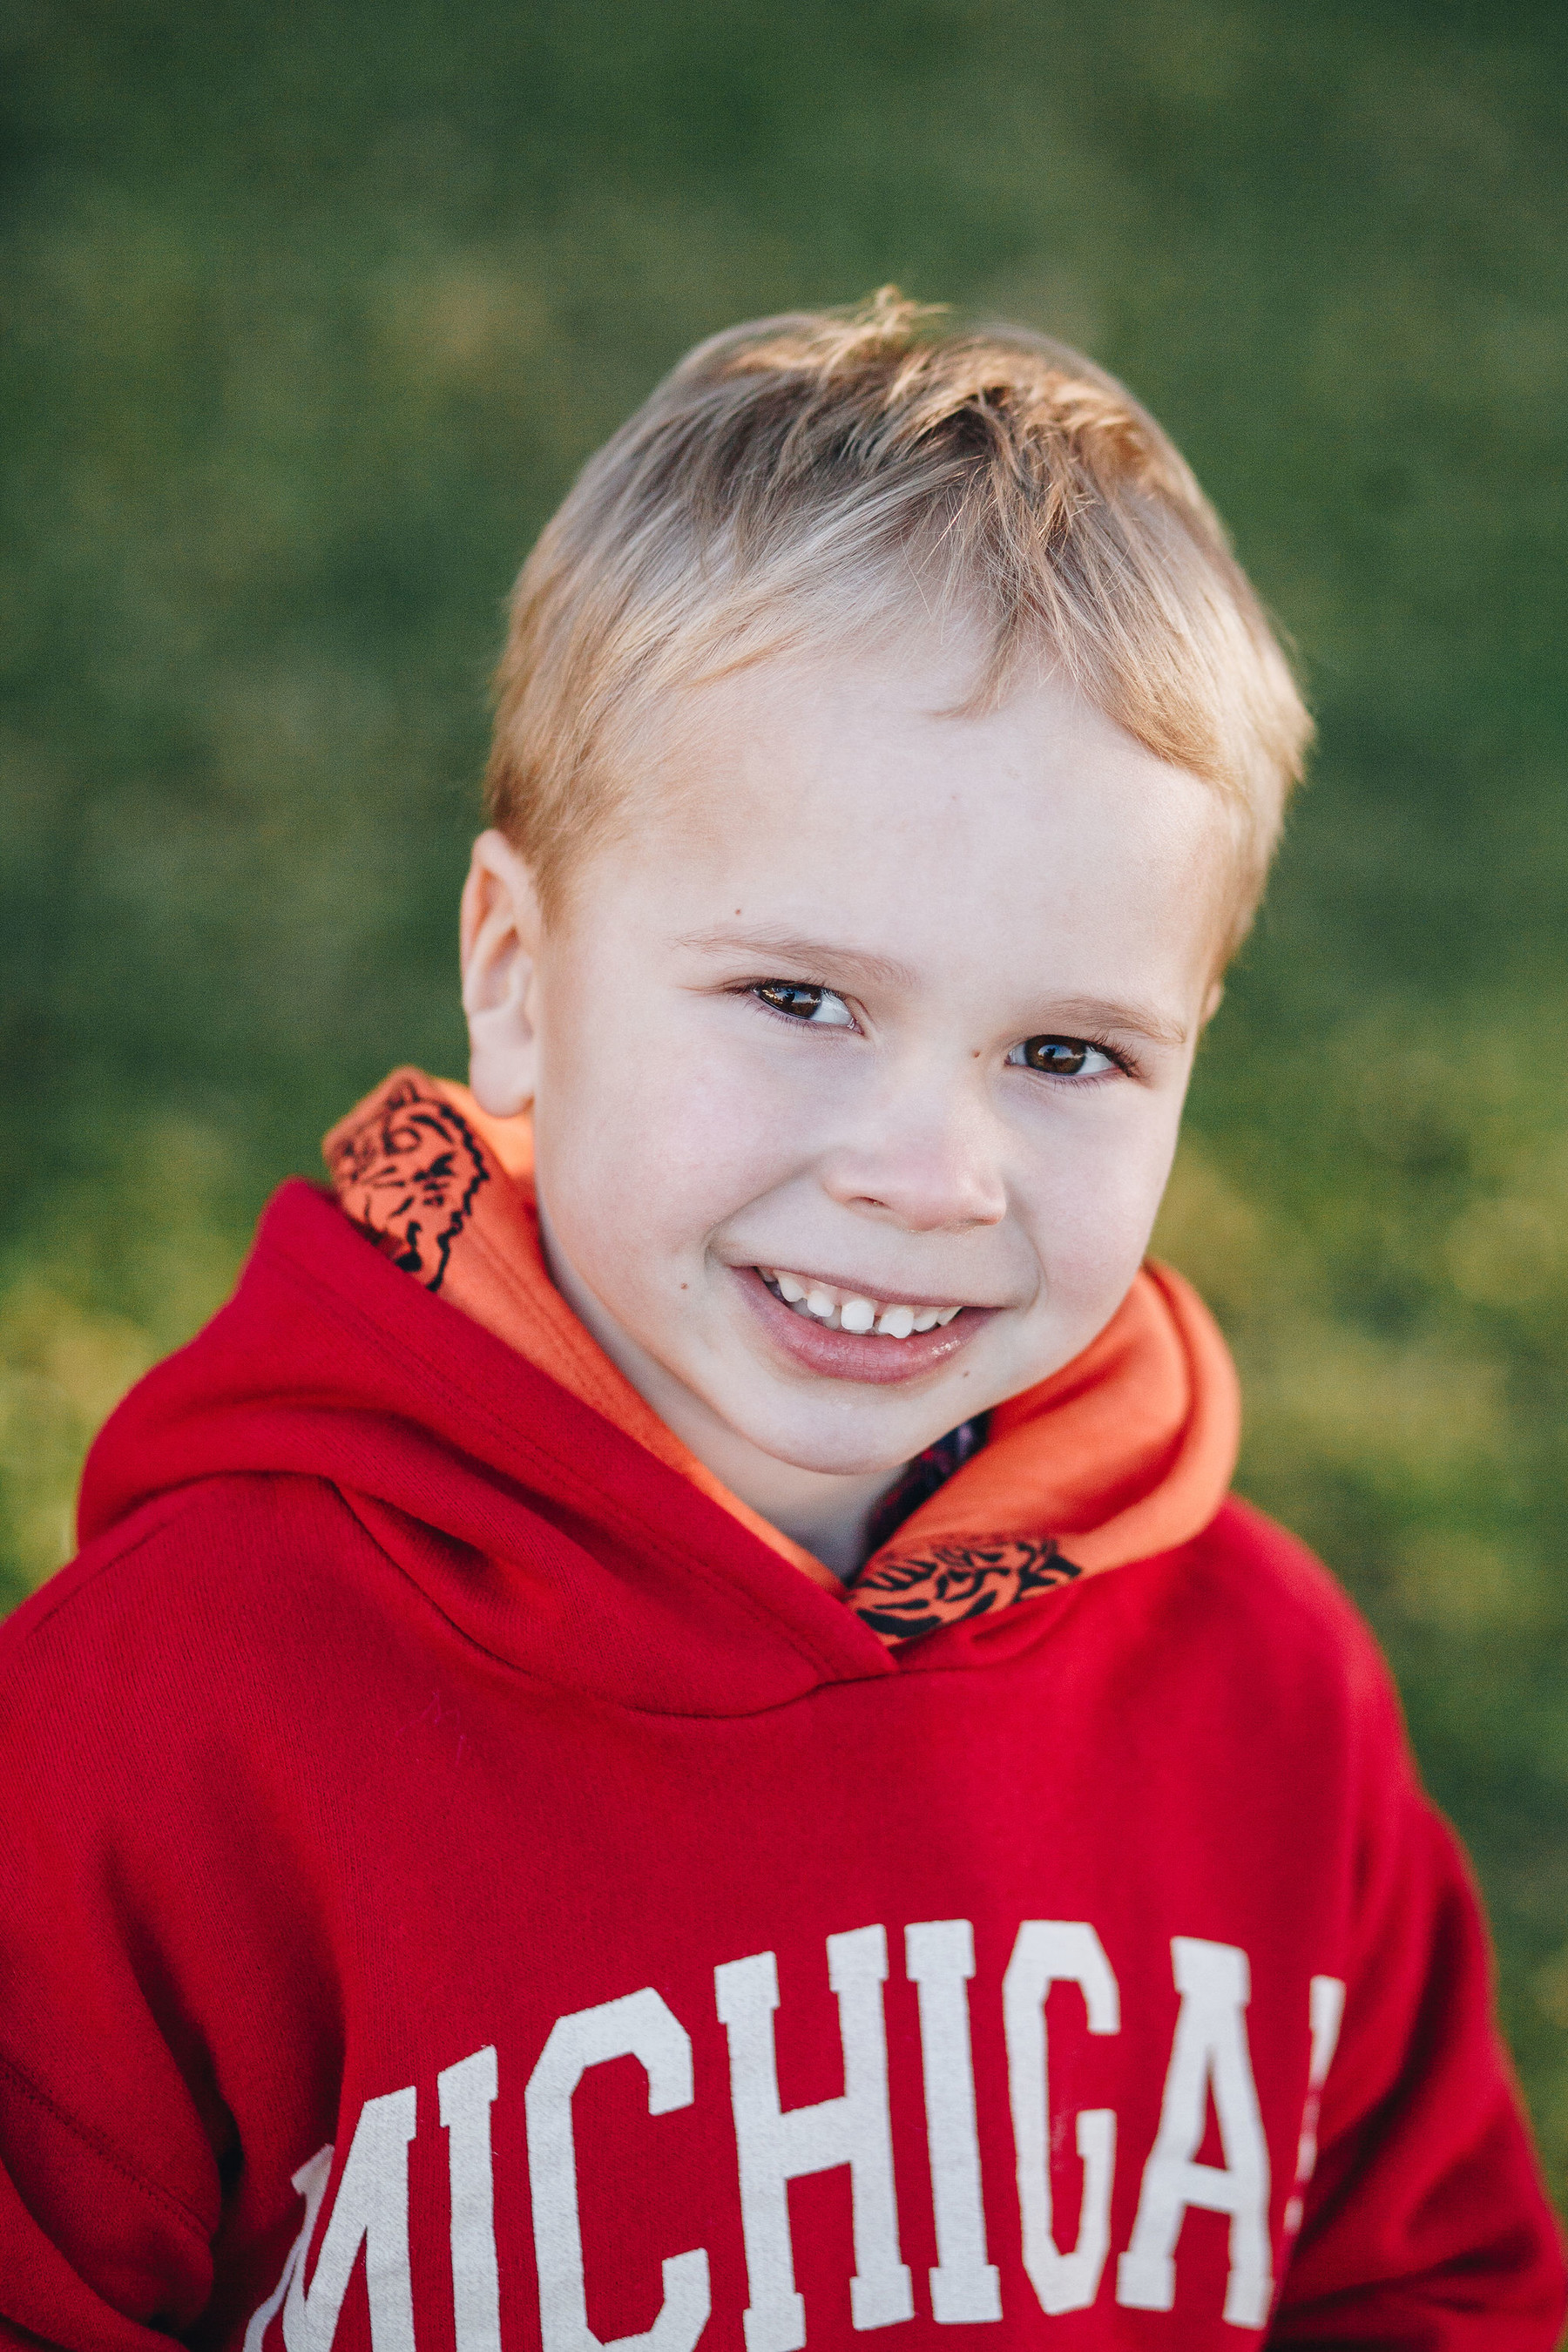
[
  {"left": 0, "top": 1490, "right": 224, "bottom": 1673},
  {"left": 267, "top": 1225, "right": 865, "bottom": 1683},
  {"left": 0, "top": 2044, "right": 212, "bottom": 2241}
]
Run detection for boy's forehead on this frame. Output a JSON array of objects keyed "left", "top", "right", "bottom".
[{"left": 618, "top": 642, "right": 1236, "bottom": 989}]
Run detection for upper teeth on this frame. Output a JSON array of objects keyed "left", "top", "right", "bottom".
[{"left": 763, "top": 1269, "right": 963, "bottom": 1335}]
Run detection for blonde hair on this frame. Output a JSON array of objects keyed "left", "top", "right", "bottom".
[{"left": 485, "top": 290, "right": 1310, "bottom": 956}]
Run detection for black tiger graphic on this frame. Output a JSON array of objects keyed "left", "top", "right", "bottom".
[
  {"left": 848, "top": 1537, "right": 1080, "bottom": 1644},
  {"left": 326, "top": 1077, "right": 490, "bottom": 1294}
]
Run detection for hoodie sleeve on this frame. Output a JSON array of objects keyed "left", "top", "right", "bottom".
[
  {"left": 1269, "top": 1670, "right": 1565, "bottom": 2349},
  {"left": 0, "top": 2131, "right": 213, "bottom": 2351},
  {"left": 0, "top": 1565, "right": 224, "bottom": 2346}
]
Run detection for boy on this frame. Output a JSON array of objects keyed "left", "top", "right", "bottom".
[{"left": 0, "top": 294, "right": 1561, "bottom": 2349}]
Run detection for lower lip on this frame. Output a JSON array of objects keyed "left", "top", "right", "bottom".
[{"left": 734, "top": 1267, "right": 991, "bottom": 1386}]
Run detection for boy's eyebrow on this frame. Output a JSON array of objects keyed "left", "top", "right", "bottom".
[
  {"left": 674, "top": 926, "right": 920, "bottom": 994},
  {"left": 1045, "top": 994, "right": 1192, "bottom": 1048},
  {"left": 676, "top": 929, "right": 1190, "bottom": 1046}
]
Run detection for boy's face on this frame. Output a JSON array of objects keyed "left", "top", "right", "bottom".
[{"left": 464, "top": 635, "right": 1230, "bottom": 1497}]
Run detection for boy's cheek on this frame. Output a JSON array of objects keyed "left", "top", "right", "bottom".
[
  {"left": 546, "top": 1021, "right": 828, "bottom": 1238},
  {"left": 537, "top": 1094, "right": 781, "bottom": 1329},
  {"left": 1007, "top": 1146, "right": 1182, "bottom": 1362},
  {"left": 1017, "top": 1235, "right": 1143, "bottom": 1364},
  {"left": 1020, "top": 1108, "right": 1181, "bottom": 1258}
]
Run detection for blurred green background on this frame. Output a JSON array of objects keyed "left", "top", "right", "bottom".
[{"left": 3, "top": 0, "right": 1566, "bottom": 2211}]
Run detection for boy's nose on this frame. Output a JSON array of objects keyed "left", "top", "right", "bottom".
[{"left": 818, "top": 1097, "right": 1009, "bottom": 1235}]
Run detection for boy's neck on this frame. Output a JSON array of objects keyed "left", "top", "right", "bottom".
[{"left": 643, "top": 1425, "right": 900, "bottom": 1583}]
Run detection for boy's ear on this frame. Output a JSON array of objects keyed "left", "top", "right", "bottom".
[{"left": 460, "top": 830, "right": 544, "bottom": 1117}]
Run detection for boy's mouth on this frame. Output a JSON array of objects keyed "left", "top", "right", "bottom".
[
  {"left": 740, "top": 1263, "right": 990, "bottom": 1385},
  {"left": 758, "top": 1267, "right": 963, "bottom": 1337}
]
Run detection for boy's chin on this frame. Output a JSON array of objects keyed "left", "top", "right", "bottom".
[{"left": 723, "top": 1396, "right": 971, "bottom": 1481}]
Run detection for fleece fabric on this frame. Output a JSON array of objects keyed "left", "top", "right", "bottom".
[{"left": 0, "top": 1178, "right": 1561, "bottom": 2351}]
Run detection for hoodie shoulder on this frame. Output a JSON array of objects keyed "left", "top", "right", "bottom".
[
  {"left": 1193, "top": 1491, "right": 1389, "bottom": 1657},
  {"left": 0, "top": 1474, "right": 396, "bottom": 1707},
  {"left": 1148, "top": 1490, "right": 1409, "bottom": 1740}
]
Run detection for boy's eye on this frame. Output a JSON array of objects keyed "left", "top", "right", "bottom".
[
  {"left": 1007, "top": 1034, "right": 1117, "bottom": 1078},
  {"left": 752, "top": 982, "right": 855, "bottom": 1027}
]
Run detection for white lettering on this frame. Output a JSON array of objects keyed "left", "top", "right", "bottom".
[
  {"left": 1117, "top": 1938, "right": 1272, "bottom": 2328},
  {"left": 244, "top": 2146, "right": 334, "bottom": 2352},
  {"left": 524, "top": 1988, "right": 711, "bottom": 2352},
  {"left": 905, "top": 1919, "right": 1001, "bottom": 2324},
  {"left": 1282, "top": 1976, "right": 1346, "bottom": 2238},
  {"left": 715, "top": 1926, "right": 914, "bottom": 2352},
  {"left": 1003, "top": 1920, "right": 1120, "bottom": 2316},
  {"left": 282, "top": 2087, "right": 418, "bottom": 2352},
  {"left": 440, "top": 2045, "right": 503, "bottom": 2352}
]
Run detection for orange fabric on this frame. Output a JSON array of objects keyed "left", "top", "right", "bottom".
[{"left": 323, "top": 1069, "right": 1240, "bottom": 1620}]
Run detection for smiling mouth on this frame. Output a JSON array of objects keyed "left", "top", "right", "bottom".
[{"left": 758, "top": 1267, "right": 967, "bottom": 1339}]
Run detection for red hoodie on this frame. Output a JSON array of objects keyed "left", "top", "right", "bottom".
[{"left": 0, "top": 1156, "right": 1560, "bottom": 2349}]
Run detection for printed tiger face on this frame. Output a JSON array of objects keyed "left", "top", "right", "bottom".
[
  {"left": 848, "top": 1537, "right": 1078, "bottom": 1642},
  {"left": 327, "top": 1078, "right": 490, "bottom": 1293}
]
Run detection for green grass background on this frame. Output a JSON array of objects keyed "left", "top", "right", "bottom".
[{"left": 3, "top": 0, "right": 1567, "bottom": 2211}]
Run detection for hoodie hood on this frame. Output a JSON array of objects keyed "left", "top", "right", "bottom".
[
  {"left": 319, "top": 1072, "right": 1239, "bottom": 1646},
  {"left": 78, "top": 1068, "right": 1238, "bottom": 1689},
  {"left": 78, "top": 1177, "right": 889, "bottom": 1716},
  {"left": 79, "top": 1066, "right": 1235, "bottom": 1657}
]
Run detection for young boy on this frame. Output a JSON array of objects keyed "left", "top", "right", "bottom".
[{"left": 0, "top": 294, "right": 1561, "bottom": 2351}]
